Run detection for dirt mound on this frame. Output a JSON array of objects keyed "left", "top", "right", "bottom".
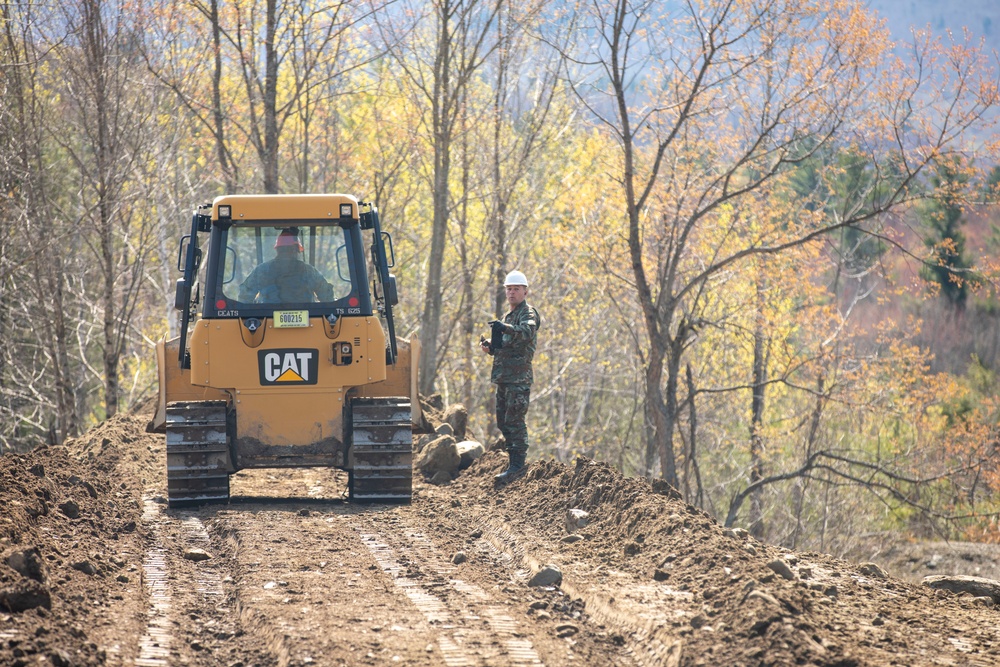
[
  {"left": 0, "top": 413, "right": 159, "bottom": 666},
  {"left": 434, "top": 452, "right": 1000, "bottom": 667}
]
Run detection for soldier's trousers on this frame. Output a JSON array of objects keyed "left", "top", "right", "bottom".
[{"left": 495, "top": 383, "right": 531, "bottom": 454}]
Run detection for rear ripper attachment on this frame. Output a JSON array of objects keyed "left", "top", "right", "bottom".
[
  {"left": 349, "top": 398, "right": 413, "bottom": 502},
  {"left": 165, "top": 401, "right": 232, "bottom": 507}
]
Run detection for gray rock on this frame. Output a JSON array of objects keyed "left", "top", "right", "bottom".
[
  {"left": 746, "top": 589, "right": 780, "bottom": 607},
  {"left": 58, "top": 499, "right": 80, "bottom": 519},
  {"left": 0, "top": 578, "right": 51, "bottom": 612},
  {"left": 442, "top": 404, "right": 468, "bottom": 441},
  {"left": 858, "top": 562, "right": 888, "bottom": 579},
  {"left": 452, "top": 552, "right": 467, "bottom": 565},
  {"left": 922, "top": 574, "right": 1000, "bottom": 602},
  {"left": 565, "top": 508, "right": 590, "bottom": 533},
  {"left": 528, "top": 564, "right": 563, "bottom": 587},
  {"left": 72, "top": 561, "right": 97, "bottom": 576},
  {"left": 555, "top": 623, "right": 579, "bottom": 637},
  {"left": 455, "top": 440, "right": 485, "bottom": 469},
  {"left": 5, "top": 547, "right": 46, "bottom": 582},
  {"left": 435, "top": 422, "right": 454, "bottom": 436},
  {"left": 416, "top": 435, "right": 460, "bottom": 476},
  {"left": 767, "top": 559, "right": 795, "bottom": 581},
  {"left": 413, "top": 433, "right": 437, "bottom": 453},
  {"left": 429, "top": 470, "right": 453, "bottom": 485},
  {"left": 561, "top": 534, "right": 584, "bottom": 544},
  {"left": 49, "top": 648, "right": 73, "bottom": 667},
  {"left": 183, "top": 548, "right": 213, "bottom": 562}
]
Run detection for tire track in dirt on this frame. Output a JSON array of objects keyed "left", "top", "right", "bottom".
[
  {"left": 137, "top": 498, "right": 244, "bottom": 666},
  {"left": 135, "top": 499, "right": 174, "bottom": 667},
  {"left": 355, "top": 525, "right": 544, "bottom": 666},
  {"left": 218, "top": 501, "right": 440, "bottom": 665},
  {"left": 470, "top": 510, "right": 682, "bottom": 667}
]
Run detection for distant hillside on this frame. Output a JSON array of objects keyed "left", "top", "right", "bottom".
[{"left": 868, "top": 0, "right": 998, "bottom": 52}]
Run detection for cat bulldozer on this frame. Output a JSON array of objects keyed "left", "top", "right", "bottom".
[{"left": 151, "top": 194, "right": 419, "bottom": 507}]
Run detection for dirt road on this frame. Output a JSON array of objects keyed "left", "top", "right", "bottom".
[{"left": 2, "top": 412, "right": 1000, "bottom": 666}]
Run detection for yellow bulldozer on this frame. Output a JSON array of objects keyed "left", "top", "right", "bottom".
[{"left": 152, "top": 194, "right": 419, "bottom": 507}]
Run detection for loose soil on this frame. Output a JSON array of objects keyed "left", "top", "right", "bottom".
[{"left": 2, "top": 409, "right": 999, "bottom": 666}]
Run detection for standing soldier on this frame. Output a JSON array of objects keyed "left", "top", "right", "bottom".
[{"left": 480, "top": 270, "right": 541, "bottom": 481}]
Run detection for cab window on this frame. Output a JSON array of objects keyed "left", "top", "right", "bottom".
[{"left": 220, "top": 225, "right": 354, "bottom": 306}]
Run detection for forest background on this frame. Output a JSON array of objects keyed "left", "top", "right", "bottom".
[{"left": 2, "top": 0, "right": 1000, "bottom": 557}]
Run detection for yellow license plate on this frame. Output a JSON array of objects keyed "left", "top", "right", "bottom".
[{"left": 273, "top": 310, "right": 309, "bottom": 328}]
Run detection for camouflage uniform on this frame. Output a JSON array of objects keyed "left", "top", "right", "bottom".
[
  {"left": 239, "top": 257, "right": 334, "bottom": 304},
  {"left": 487, "top": 300, "right": 541, "bottom": 456}
]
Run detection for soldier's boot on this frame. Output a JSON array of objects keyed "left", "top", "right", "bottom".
[{"left": 494, "top": 449, "right": 526, "bottom": 483}]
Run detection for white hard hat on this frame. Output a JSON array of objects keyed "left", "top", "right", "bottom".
[{"left": 504, "top": 270, "right": 528, "bottom": 287}]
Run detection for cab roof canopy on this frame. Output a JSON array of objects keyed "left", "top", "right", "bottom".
[{"left": 211, "top": 194, "right": 360, "bottom": 222}]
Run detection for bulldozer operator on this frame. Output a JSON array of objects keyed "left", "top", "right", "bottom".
[{"left": 238, "top": 228, "right": 335, "bottom": 304}]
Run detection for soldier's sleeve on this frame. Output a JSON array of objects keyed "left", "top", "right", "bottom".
[{"left": 506, "top": 307, "right": 539, "bottom": 341}]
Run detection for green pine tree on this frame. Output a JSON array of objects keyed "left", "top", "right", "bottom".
[{"left": 919, "top": 158, "right": 979, "bottom": 308}]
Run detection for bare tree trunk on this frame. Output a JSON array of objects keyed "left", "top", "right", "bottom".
[
  {"left": 417, "top": 0, "right": 454, "bottom": 396},
  {"left": 459, "top": 91, "right": 474, "bottom": 411},
  {"left": 79, "top": 0, "right": 121, "bottom": 417},
  {"left": 685, "top": 363, "right": 704, "bottom": 507},
  {"left": 749, "top": 270, "right": 768, "bottom": 538},
  {"left": 661, "top": 339, "right": 682, "bottom": 486},
  {"left": 209, "top": 0, "right": 236, "bottom": 190},
  {"left": 263, "top": 0, "right": 279, "bottom": 193},
  {"left": 418, "top": 138, "right": 451, "bottom": 395},
  {"left": 791, "top": 375, "right": 825, "bottom": 548},
  {"left": 491, "top": 13, "right": 508, "bottom": 317},
  {"left": 643, "top": 341, "right": 668, "bottom": 479}
]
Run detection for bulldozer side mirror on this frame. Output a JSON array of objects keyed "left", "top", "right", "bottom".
[
  {"left": 174, "top": 278, "right": 190, "bottom": 311},
  {"left": 384, "top": 274, "right": 398, "bottom": 307},
  {"left": 177, "top": 235, "right": 190, "bottom": 271},
  {"left": 381, "top": 231, "right": 396, "bottom": 268}
]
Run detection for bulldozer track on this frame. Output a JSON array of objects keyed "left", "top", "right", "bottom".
[
  {"left": 349, "top": 397, "right": 413, "bottom": 502},
  {"left": 165, "top": 401, "right": 231, "bottom": 507}
]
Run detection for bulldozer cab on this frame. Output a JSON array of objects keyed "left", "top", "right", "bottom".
[
  {"left": 210, "top": 222, "right": 366, "bottom": 315},
  {"left": 156, "top": 194, "right": 417, "bottom": 507},
  {"left": 225, "top": 226, "right": 355, "bottom": 306}
]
